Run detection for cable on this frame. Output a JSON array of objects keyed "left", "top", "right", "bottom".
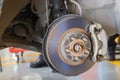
[
  {"left": 45, "top": 0, "right": 49, "bottom": 26},
  {"left": 69, "top": 0, "right": 82, "bottom": 16},
  {"left": 31, "top": 0, "right": 39, "bottom": 14}
]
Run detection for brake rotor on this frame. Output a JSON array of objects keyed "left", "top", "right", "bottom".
[{"left": 43, "top": 14, "right": 94, "bottom": 76}]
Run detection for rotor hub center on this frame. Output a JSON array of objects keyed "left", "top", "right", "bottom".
[
  {"left": 74, "top": 43, "right": 83, "bottom": 52},
  {"left": 58, "top": 28, "right": 92, "bottom": 65},
  {"left": 69, "top": 39, "right": 85, "bottom": 57}
]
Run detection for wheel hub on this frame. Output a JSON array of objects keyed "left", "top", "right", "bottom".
[{"left": 58, "top": 28, "right": 91, "bottom": 65}]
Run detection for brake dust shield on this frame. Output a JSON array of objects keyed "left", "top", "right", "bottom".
[{"left": 43, "top": 15, "right": 94, "bottom": 76}]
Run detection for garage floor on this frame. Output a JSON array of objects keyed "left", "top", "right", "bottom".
[{"left": 0, "top": 48, "right": 120, "bottom": 80}]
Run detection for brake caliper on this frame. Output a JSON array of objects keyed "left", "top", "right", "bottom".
[{"left": 88, "top": 23, "right": 108, "bottom": 62}]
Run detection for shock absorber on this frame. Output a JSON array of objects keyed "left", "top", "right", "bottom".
[{"left": 49, "top": 0, "right": 67, "bottom": 21}]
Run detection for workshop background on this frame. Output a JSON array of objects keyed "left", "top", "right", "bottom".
[{"left": 1, "top": 0, "right": 120, "bottom": 80}]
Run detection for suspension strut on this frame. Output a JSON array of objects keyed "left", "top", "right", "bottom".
[{"left": 49, "top": 0, "right": 67, "bottom": 21}]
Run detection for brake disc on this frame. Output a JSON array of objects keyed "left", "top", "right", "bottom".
[{"left": 43, "top": 14, "right": 94, "bottom": 76}]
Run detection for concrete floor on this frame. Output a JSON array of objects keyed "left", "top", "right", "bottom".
[{"left": 0, "top": 48, "right": 120, "bottom": 80}]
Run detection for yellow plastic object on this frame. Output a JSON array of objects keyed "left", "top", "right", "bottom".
[
  {"left": 114, "top": 35, "right": 120, "bottom": 44},
  {"left": 108, "top": 61, "right": 120, "bottom": 67}
]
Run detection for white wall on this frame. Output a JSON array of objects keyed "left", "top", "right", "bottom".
[{"left": 75, "top": 0, "right": 120, "bottom": 36}]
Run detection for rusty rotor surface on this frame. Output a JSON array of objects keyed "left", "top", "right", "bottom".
[{"left": 43, "top": 14, "right": 94, "bottom": 76}]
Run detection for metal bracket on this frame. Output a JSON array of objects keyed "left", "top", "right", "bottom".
[{"left": 88, "top": 23, "right": 108, "bottom": 62}]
